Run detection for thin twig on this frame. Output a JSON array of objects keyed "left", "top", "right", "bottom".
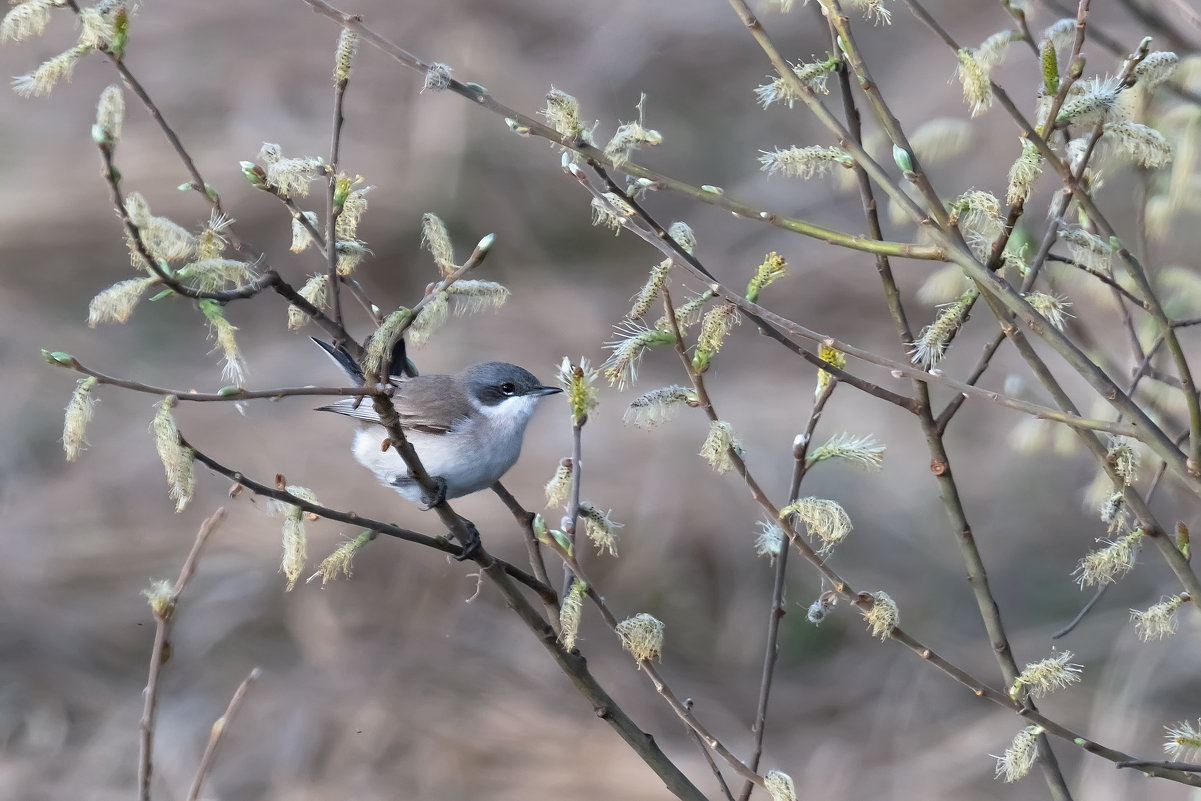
[
  {"left": 575, "top": 163, "right": 1141, "bottom": 439},
  {"left": 326, "top": 24, "right": 353, "bottom": 332},
  {"left": 182, "top": 441, "right": 704, "bottom": 799},
  {"left": 737, "top": 382, "right": 834, "bottom": 801},
  {"left": 56, "top": 354, "right": 380, "bottom": 400},
  {"left": 684, "top": 698, "right": 736, "bottom": 801},
  {"left": 490, "top": 480, "right": 560, "bottom": 625},
  {"left": 138, "top": 507, "right": 227, "bottom": 801},
  {"left": 299, "top": 0, "right": 947, "bottom": 262},
  {"left": 561, "top": 417, "right": 584, "bottom": 600},
  {"left": 184, "top": 667, "right": 263, "bottom": 801}
]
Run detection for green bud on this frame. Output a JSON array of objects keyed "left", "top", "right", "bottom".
[
  {"left": 550, "top": 528, "right": 574, "bottom": 556},
  {"left": 44, "top": 350, "right": 76, "bottom": 367},
  {"left": 532, "top": 513, "right": 550, "bottom": 542},
  {"left": 892, "top": 144, "right": 912, "bottom": 173},
  {"left": 1040, "top": 40, "right": 1059, "bottom": 94},
  {"left": 217, "top": 386, "right": 241, "bottom": 396},
  {"left": 240, "top": 161, "right": 266, "bottom": 186}
]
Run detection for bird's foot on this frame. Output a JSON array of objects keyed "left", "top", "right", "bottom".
[
  {"left": 454, "top": 520, "right": 482, "bottom": 561},
  {"left": 418, "top": 476, "right": 448, "bottom": 510}
]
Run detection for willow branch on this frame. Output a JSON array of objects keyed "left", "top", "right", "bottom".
[
  {"left": 299, "top": 0, "right": 945, "bottom": 262},
  {"left": 184, "top": 667, "right": 262, "bottom": 801},
  {"left": 138, "top": 507, "right": 226, "bottom": 801}
]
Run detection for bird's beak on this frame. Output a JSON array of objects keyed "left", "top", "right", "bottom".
[{"left": 530, "top": 386, "right": 563, "bottom": 397}]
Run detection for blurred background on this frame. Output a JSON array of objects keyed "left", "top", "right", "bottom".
[{"left": 2, "top": 0, "right": 1201, "bottom": 799}]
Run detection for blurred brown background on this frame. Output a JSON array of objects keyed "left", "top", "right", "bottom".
[{"left": 2, "top": 1, "right": 1200, "bottom": 799}]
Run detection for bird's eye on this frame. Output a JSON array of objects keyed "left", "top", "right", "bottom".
[{"left": 500, "top": 382, "right": 516, "bottom": 395}]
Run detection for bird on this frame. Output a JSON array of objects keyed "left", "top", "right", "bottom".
[{"left": 313, "top": 339, "right": 561, "bottom": 508}]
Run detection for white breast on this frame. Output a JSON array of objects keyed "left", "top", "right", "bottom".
[{"left": 350, "top": 396, "right": 538, "bottom": 502}]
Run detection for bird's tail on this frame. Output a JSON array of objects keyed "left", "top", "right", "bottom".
[{"left": 310, "top": 336, "right": 416, "bottom": 383}]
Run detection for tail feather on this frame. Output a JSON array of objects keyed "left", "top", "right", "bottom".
[
  {"left": 315, "top": 396, "right": 382, "bottom": 422},
  {"left": 311, "top": 336, "right": 415, "bottom": 382},
  {"left": 311, "top": 337, "right": 364, "bottom": 384}
]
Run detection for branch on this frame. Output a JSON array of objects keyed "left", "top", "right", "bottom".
[
  {"left": 299, "top": 0, "right": 946, "bottom": 262},
  {"left": 737, "top": 381, "right": 833, "bottom": 801},
  {"left": 138, "top": 507, "right": 227, "bottom": 801},
  {"left": 54, "top": 353, "right": 379, "bottom": 401},
  {"left": 183, "top": 435, "right": 704, "bottom": 797},
  {"left": 184, "top": 667, "right": 262, "bottom": 801}
]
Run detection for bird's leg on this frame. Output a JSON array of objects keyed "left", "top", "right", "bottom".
[
  {"left": 453, "top": 518, "right": 482, "bottom": 561},
  {"left": 418, "top": 476, "right": 449, "bottom": 511}
]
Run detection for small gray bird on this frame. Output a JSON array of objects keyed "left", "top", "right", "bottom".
[{"left": 314, "top": 339, "right": 561, "bottom": 506}]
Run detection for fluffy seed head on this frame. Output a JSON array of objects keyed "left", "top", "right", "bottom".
[
  {"left": 779, "top": 497, "right": 852, "bottom": 555},
  {"left": 1130, "top": 594, "right": 1186, "bottom": 641},
  {"left": 1074, "top": 529, "right": 1143, "bottom": 587},
  {"left": 578, "top": 502, "right": 621, "bottom": 556},
  {"left": 910, "top": 288, "right": 979, "bottom": 368},
  {"left": 629, "top": 259, "right": 672, "bottom": 319},
  {"left": 759, "top": 146, "right": 853, "bottom": 179},
  {"left": 699, "top": 420, "right": 740, "bottom": 474},
  {"left": 63, "top": 377, "right": 98, "bottom": 462},
  {"left": 94, "top": 84, "right": 124, "bottom": 145},
  {"left": 422, "top": 62, "right": 452, "bottom": 92},
  {"left": 1165, "top": 720, "right": 1201, "bottom": 761},
  {"left": 420, "top": 212, "right": 456, "bottom": 276},
  {"left": 88, "top": 277, "right": 158, "bottom": 327},
  {"left": 288, "top": 273, "right": 329, "bottom": 331},
  {"left": 333, "top": 28, "right": 358, "bottom": 82},
  {"left": 559, "top": 581, "right": 588, "bottom": 650},
  {"left": 544, "top": 458, "right": 573, "bottom": 508},
  {"left": 1007, "top": 139, "right": 1044, "bottom": 205},
  {"left": 1133, "top": 51, "right": 1178, "bottom": 91},
  {"left": 764, "top": 770, "right": 797, "bottom": 801},
  {"left": 1009, "top": 651, "right": 1082, "bottom": 699},
  {"left": 615, "top": 613, "right": 665, "bottom": 663},
  {"left": 994, "top": 725, "right": 1044, "bottom": 782},
  {"left": 557, "top": 356, "right": 598, "bottom": 426},
  {"left": 542, "top": 87, "right": 586, "bottom": 141},
  {"left": 151, "top": 397, "right": 195, "bottom": 513},
  {"left": 1025, "top": 292, "right": 1072, "bottom": 331},
  {"left": 815, "top": 343, "right": 845, "bottom": 396},
  {"left": 862, "top": 591, "right": 898, "bottom": 640},
  {"left": 310, "top": 531, "right": 372, "bottom": 586},
  {"left": 623, "top": 385, "right": 695, "bottom": 429},
  {"left": 808, "top": 432, "right": 886, "bottom": 470},
  {"left": 746, "top": 251, "right": 787, "bottom": 303},
  {"left": 754, "top": 520, "right": 785, "bottom": 558}
]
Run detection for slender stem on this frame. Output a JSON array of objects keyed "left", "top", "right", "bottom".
[
  {"left": 550, "top": 523, "right": 766, "bottom": 789},
  {"left": 683, "top": 699, "right": 736, "bottom": 801},
  {"left": 138, "top": 507, "right": 227, "bottom": 801},
  {"left": 326, "top": 59, "right": 350, "bottom": 331},
  {"left": 818, "top": 22, "right": 1072, "bottom": 795},
  {"left": 184, "top": 667, "right": 262, "bottom": 801},
  {"left": 659, "top": 268, "right": 1201, "bottom": 786},
  {"left": 580, "top": 165, "right": 1141, "bottom": 438},
  {"left": 561, "top": 421, "right": 583, "bottom": 600},
  {"left": 299, "top": 0, "right": 946, "bottom": 262},
  {"left": 58, "top": 355, "right": 377, "bottom": 401},
  {"left": 737, "top": 382, "right": 834, "bottom": 801},
  {"left": 490, "top": 481, "right": 560, "bottom": 626},
  {"left": 184, "top": 442, "right": 704, "bottom": 797}
]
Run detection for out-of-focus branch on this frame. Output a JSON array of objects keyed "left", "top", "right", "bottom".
[
  {"left": 138, "top": 507, "right": 227, "bottom": 801},
  {"left": 184, "top": 667, "right": 262, "bottom": 801}
]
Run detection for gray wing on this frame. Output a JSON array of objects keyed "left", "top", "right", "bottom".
[{"left": 317, "top": 374, "right": 473, "bottom": 435}]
